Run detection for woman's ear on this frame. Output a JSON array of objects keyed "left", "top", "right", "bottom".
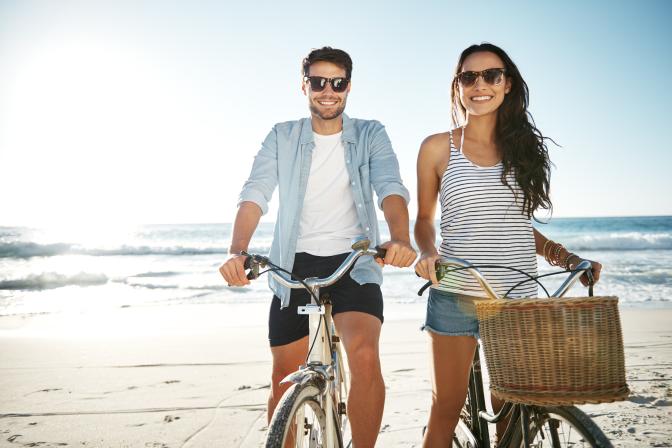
[{"left": 505, "top": 77, "right": 512, "bottom": 94}]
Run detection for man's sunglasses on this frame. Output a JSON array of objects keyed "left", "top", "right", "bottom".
[
  {"left": 304, "top": 76, "right": 350, "bottom": 93},
  {"left": 455, "top": 68, "right": 506, "bottom": 88}
]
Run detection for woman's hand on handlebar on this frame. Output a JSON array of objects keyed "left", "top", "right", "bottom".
[
  {"left": 375, "top": 240, "right": 417, "bottom": 268},
  {"left": 414, "top": 251, "right": 443, "bottom": 286},
  {"left": 219, "top": 253, "right": 251, "bottom": 287},
  {"left": 568, "top": 257, "right": 602, "bottom": 286}
]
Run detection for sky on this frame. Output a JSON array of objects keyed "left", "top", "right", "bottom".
[{"left": 0, "top": 0, "right": 670, "bottom": 226}]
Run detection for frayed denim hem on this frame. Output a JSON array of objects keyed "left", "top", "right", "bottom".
[{"left": 420, "top": 324, "right": 480, "bottom": 340}]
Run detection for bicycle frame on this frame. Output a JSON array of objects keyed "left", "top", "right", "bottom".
[
  {"left": 263, "top": 236, "right": 382, "bottom": 447},
  {"left": 436, "top": 258, "right": 594, "bottom": 448}
]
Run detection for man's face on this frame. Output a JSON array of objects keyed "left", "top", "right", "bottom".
[{"left": 302, "top": 61, "right": 350, "bottom": 121}]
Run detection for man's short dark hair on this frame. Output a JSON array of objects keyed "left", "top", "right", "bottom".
[{"left": 301, "top": 47, "right": 353, "bottom": 80}]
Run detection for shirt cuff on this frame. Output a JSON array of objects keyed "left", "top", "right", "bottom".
[
  {"left": 376, "top": 185, "right": 411, "bottom": 210},
  {"left": 238, "top": 189, "right": 269, "bottom": 216}
]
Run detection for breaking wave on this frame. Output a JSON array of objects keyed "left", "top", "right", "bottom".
[
  {"left": 0, "top": 242, "right": 270, "bottom": 259},
  {"left": 568, "top": 232, "right": 672, "bottom": 251},
  {"left": 0, "top": 272, "right": 109, "bottom": 290}
]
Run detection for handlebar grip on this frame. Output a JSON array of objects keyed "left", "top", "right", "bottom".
[
  {"left": 374, "top": 245, "right": 387, "bottom": 259},
  {"left": 243, "top": 256, "right": 254, "bottom": 270},
  {"left": 243, "top": 256, "right": 259, "bottom": 280}
]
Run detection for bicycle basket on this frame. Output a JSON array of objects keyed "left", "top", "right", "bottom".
[{"left": 475, "top": 296, "right": 630, "bottom": 406}]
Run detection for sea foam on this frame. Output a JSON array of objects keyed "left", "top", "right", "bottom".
[
  {"left": 569, "top": 232, "right": 672, "bottom": 251},
  {"left": 0, "top": 272, "right": 108, "bottom": 290},
  {"left": 0, "top": 242, "right": 270, "bottom": 259}
]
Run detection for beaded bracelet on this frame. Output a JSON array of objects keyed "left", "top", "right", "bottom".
[
  {"left": 564, "top": 253, "right": 577, "bottom": 271},
  {"left": 554, "top": 244, "right": 564, "bottom": 267},
  {"left": 550, "top": 244, "right": 559, "bottom": 266}
]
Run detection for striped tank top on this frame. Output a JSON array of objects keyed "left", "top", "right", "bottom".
[{"left": 436, "top": 129, "right": 538, "bottom": 298}]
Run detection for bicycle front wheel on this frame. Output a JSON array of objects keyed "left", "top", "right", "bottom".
[
  {"left": 265, "top": 382, "right": 343, "bottom": 448},
  {"left": 511, "top": 406, "right": 612, "bottom": 448}
]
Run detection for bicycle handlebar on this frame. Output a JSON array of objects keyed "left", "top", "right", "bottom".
[
  {"left": 242, "top": 245, "right": 387, "bottom": 290},
  {"left": 419, "top": 258, "right": 594, "bottom": 300}
]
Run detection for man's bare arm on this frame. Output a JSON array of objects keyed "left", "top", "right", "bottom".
[
  {"left": 219, "top": 201, "right": 263, "bottom": 287},
  {"left": 377, "top": 195, "right": 417, "bottom": 268}
]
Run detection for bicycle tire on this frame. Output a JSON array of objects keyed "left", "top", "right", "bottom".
[
  {"left": 511, "top": 406, "right": 613, "bottom": 448},
  {"left": 266, "top": 382, "right": 343, "bottom": 448}
]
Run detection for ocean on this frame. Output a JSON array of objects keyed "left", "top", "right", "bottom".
[{"left": 1, "top": 216, "right": 671, "bottom": 321}]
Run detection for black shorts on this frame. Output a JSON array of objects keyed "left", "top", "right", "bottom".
[{"left": 268, "top": 252, "right": 384, "bottom": 347}]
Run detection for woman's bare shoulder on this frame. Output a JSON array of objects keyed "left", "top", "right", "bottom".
[
  {"left": 418, "top": 132, "right": 452, "bottom": 177},
  {"left": 419, "top": 132, "right": 452, "bottom": 161},
  {"left": 421, "top": 132, "right": 452, "bottom": 150}
]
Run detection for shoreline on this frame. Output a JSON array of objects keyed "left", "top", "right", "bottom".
[
  {"left": 1, "top": 303, "right": 671, "bottom": 446},
  {"left": 2, "top": 297, "right": 671, "bottom": 323}
]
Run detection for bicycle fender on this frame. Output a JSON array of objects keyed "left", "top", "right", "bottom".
[{"left": 279, "top": 370, "right": 327, "bottom": 392}]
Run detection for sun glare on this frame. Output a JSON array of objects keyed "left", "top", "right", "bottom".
[{"left": 1, "top": 39, "right": 221, "bottom": 226}]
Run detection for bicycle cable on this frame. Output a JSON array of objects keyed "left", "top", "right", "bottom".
[
  {"left": 421, "top": 264, "right": 595, "bottom": 298},
  {"left": 419, "top": 264, "right": 550, "bottom": 297},
  {"left": 241, "top": 253, "right": 331, "bottom": 365},
  {"left": 503, "top": 268, "right": 595, "bottom": 298}
]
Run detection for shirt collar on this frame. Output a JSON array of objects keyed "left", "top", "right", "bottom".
[{"left": 300, "top": 112, "right": 355, "bottom": 144}]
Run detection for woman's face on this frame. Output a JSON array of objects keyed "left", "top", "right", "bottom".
[{"left": 457, "top": 51, "right": 511, "bottom": 119}]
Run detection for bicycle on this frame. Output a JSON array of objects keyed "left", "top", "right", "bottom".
[
  {"left": 418, "top": 257, "right": 614, "bottom": 448},
  {"left": 242, "top": 236, "right": 386, "bottom": 448}
]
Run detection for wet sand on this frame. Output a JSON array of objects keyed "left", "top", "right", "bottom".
[{"left": 1, "top": 304, "right": 670, "bottom": 447}]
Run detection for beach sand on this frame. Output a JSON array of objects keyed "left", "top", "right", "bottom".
[{"left": 1, "top": 304, "right": 670, "bottom": 447}]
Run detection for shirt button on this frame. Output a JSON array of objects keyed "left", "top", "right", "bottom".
[
  {"left": 347, "top": 160, "right": 350, "bottom": 163},
  {"left": 352, "top": 182, "right": 355, "bottom": 185},
  {"left": 366, "top": 227, "right": 369, "bottom": 231},
  {"left": 358, "top": 204, "right": 362, "bottom": 207}
]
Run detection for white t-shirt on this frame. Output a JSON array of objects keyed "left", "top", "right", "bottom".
[{"left": 296, "top": 132, "right": 365, "bottom": 256}]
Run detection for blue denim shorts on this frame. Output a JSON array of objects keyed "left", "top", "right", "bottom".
[{"left": 421, "top": 288, "right": 480, "bottom": 340}]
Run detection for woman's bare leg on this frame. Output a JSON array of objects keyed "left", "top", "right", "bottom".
[
  {"left": 422, "top": 332, "right": 478, "bottom": 448},
  {"left": 491, "top": 392, "right": 511, "bottom": 444}
]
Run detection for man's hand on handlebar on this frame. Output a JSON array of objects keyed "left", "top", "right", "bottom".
[
  {"left": 414, "top": 251, "right": 443, "bottom": 286},
  {"left": 219, "top": 253, "right": 252, "bottom": 287},
  {"left": 375, "top": 240, "right": 417, "bottom": 268},
  {"left": 568, "top": 257, "right": 602, "bottom": 286}
]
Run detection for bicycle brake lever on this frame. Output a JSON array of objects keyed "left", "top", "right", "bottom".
[
  {"left": 587, "top": 269, "right": 595, "bottom": 297},
  {"left": 418, "top": 280, "right": 432, "bottom": 296}
]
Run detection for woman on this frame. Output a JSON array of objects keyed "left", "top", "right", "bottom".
[{"left": 414, "top": 43, "right": 602, "bottom": 447}]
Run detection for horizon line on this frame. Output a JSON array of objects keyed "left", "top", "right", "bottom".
[{"left": 1, "top": 215, "right": 671, "bottom": 227}]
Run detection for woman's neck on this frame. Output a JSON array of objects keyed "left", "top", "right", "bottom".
[{"left": 464, "top": 112, "right": 498, "bottom": 146}]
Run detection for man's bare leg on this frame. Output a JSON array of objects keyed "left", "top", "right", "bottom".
[
  {"left": 333, "top": 311, "right": 384, "bottom": 448},
  {"left": 268, "top": 335, "right": 309, "bottom": 424}
]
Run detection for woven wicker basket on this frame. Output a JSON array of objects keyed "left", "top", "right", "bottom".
[{"left": 475, "top": 296, "right": 630, "bottom": 406}]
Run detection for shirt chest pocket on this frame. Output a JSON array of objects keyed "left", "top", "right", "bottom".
[{"left": 359, "top": 164, "right": 374, "bottom": 202}]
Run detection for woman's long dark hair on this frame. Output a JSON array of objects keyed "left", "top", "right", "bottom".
[{"left": 450, "top": 43, "right": 553, "bottom": 222}]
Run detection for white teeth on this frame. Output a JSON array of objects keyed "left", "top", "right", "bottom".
[
  {"left": 472, "top": 96, "right": 492, "bottom": 101},
  {"left": 319, "top": 101, "right": 336, "bottom": 105}
]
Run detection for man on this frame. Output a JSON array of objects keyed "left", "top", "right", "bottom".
[{"left": 219, "top": 47, "right": 416, "bottom": 448}]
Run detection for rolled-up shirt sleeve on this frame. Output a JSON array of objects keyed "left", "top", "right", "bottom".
[
  {"left": 368, "top": 124, "right": 411, "bottom": 210},
  {"left": 237, "top": 127, "right": 279, "bottom": 216}
]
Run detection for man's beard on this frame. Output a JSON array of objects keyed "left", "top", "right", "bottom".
[{"left": 309, "top": 97, "right": 347, "bottom": 121}]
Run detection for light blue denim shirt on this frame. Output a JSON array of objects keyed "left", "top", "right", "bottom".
[{"left": 238, "top": 113, "right": 410, "bottom": 308}]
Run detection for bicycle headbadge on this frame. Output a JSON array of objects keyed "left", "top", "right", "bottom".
[{"left": 350, "top": 236, "right": 370, "bottom": 251}]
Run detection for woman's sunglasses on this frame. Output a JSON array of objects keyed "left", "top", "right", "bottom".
[
  {"left": 455, "top": 68, "right": 506, "bottom": 88},
  {"left": 304, "top": 76, "right": 350, "bottom": 93}
]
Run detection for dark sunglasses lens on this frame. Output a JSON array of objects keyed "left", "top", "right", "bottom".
[
  {"left": 459, "top": 73, "right": 478, "bottom": 87},
  {"left": 331, "top": 78, "right": 348, "bottom": 93},
  {"left": 309, "top": 77, "right": 327, "bottom": 92},
  {"left": 483, "top": 69, "right": 503, "bottom": 85}
]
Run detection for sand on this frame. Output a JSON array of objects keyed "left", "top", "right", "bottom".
[{"left": 1, "top": 304, "right": 671, "bottom": 447}]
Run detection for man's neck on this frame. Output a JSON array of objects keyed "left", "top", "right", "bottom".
[{"left": 311, "top": 114, "right": 343, "bottom": 136}]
